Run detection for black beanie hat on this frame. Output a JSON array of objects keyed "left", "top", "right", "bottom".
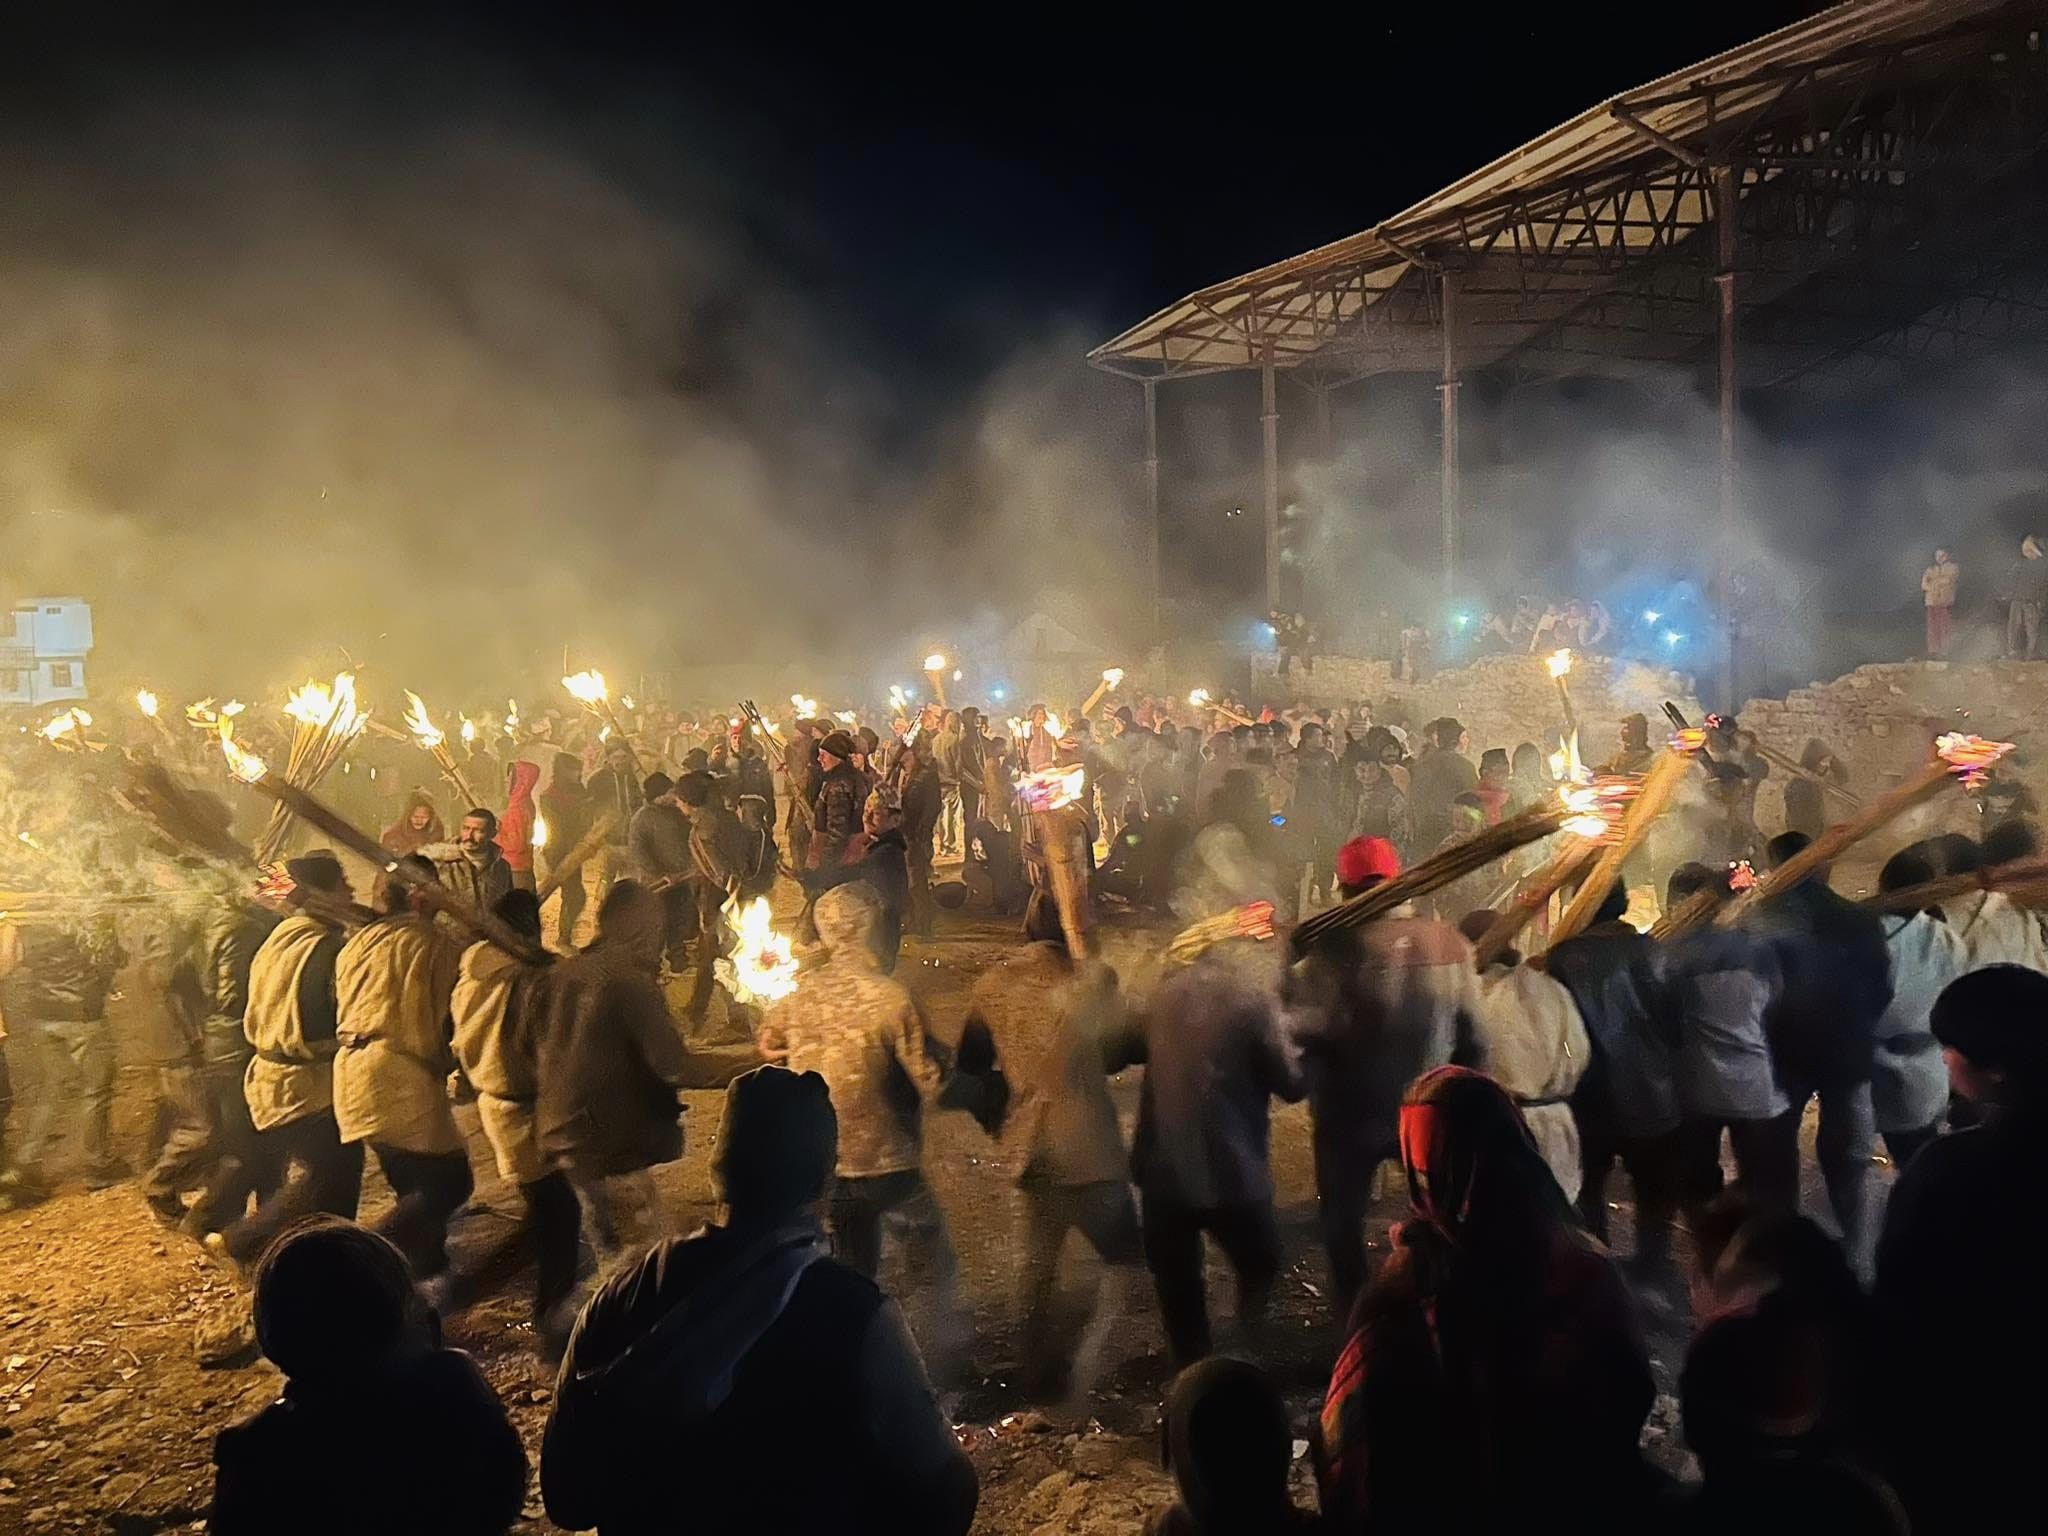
[
  {"left": 1931, "top": 965, "right": 2048, "bottom": 1092},
  {"left": 714, "top": 1065, "right": 838, "bottom": 1213}
]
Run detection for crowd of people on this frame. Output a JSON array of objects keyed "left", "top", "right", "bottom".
[{"left": 0, "top": 675, "right": 2042, "bottom": 1535}]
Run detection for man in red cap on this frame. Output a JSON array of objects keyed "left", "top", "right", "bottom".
[{"left": 1284, "top": 835, "right": 1475, "bottom": 1314}]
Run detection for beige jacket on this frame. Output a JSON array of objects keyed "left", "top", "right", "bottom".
[
  {"left": 1948, "top": 891, "right": 2048, "bottom": 974},
  {"left": 451, "top": 941, "right": 548, "bottom": 1183},
  {"left": 241, "top": 912, "right": 348, "bottom": 1133},
  {"left": 1468, "top": 962, "right": 1591, "bottom": 1202},
  {"left": 332, "top": 915, "right": 464, "bottom": 1153},
  {"left": 1922, "top": 559, "right": 1960, "bottom": 608}
]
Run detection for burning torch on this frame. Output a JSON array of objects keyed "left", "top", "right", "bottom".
[
  {"left": 1081, "top": 667, "right": 1125, "bottom": 718},
  {"left": 923, "top": 654, "right": 950, "bottom": 710},
  {"left": 1546, "top": 649, "right": 1578, "bottom": 735},
  {"left": 403, "top": 690, "right": 480, "bottom": 807},
  {"left": 564, "top": 669, "right": 642, "bottom": 773},
  {"left": 1016, "top": 763, "right": 1094, "bottom": 958}
]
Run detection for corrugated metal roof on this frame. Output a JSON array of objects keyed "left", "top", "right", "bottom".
[{"left": 1090, "top": 0, "right": 2035, "bottom": 377}]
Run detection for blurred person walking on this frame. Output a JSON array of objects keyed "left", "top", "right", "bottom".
[{"left": 1920, "top": 547, "right": 1959, "bottom": 659}]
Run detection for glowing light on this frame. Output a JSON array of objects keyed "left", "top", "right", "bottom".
[
  {"left": 620, "top": 695, "right": 636, "bottom": 711},
  {"left": 283, "top": 673, "right": 362, "bottom": 735},
  {"left": 220, "top": 700, "right": 246, "bottom": 718},
  {"left": 990, "top": 686, "right": 1007, "bottom": 702},
  {"left": 1042, "top": 712, "right": 1065, "bottom": 741},
  {"left": 951, "top": 669, "right": 962, "bottom": 682},
  {"left": 504, "top": 698, "right": 521, "bottom": 738},
  {"left": 39, "top": 708, "right": 92, "bottom": 744},
  {"left": 402, "top": 690, "right": 445, "bottom": 750},
  {"left": 219, "top": 722, "right": 269, "bottom": 783},
  {"left": 134, "top": 688, "right": 160, "bottom": 719},
  {"left": 598, "top": 724, "right": 612, "bottom": 743},
  {"left": 1101, "top": 668, "right": 1125, "bottom": 688},
  {"left": 717, "top": 896, "right": 799, "bottom": 1003},
  {"left": 1560, "top": 776, "right": 1639, "bottom": 843},
  {"left": 1549, "top": 729, "right": 1587, "bottom": 785},
  {"left": 531, "top": 812, "right": 549, "bottom": 851},
  {"left": 923, "top": 653, "right": 947, "bottom": 672},
  {"left": 1453, "top": 613, "right": 1472, "bottom": 629},
  {"left": 790, "top": 693, "right": 820, "bottom": 719},
  {"left": 1728, "top": 860, "right": 1757, "bottom": 892},
  {"left": 1643, "top": 610, "right": 1661, "bottom": 624},
  {"left": 1188, "top": 688, "right": 1213, "bottom": 709},
  {"left": 1670, "top": 727, "right": 1709, "bottom": 753},
  {"left": 460, "top": 716, "right": 477, "bottom": 744},
  {"left": 887, "top": 684, "right": 912, "bottom": 713},
  {"left": 832, "top": 710, "right": 857, "bottom": 725},
  {"left": 1017, "top": 764, "right": 1087, "bottom": 812},
  {"left": 563, "top": 670, "right": 608, "bottom": 705},
  {"left": 1546, "top": 648, "right": 1573, "bottom": 680},
  {"left": 1935, "top": 732, "right": 2015, "bottom": 790},
  {"left": 1663, "top": 631, "right": 1684, "bottom": 647}
]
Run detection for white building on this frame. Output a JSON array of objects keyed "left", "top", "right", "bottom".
[{"left": 0, "top": 598, "right": 93, "bottom": 705}]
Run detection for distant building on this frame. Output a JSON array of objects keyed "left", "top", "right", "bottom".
[{"left": 0, "top": 598, "right": 94, "bottom": 705}]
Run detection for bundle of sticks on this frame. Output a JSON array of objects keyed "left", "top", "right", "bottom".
[
  {"left": 1859, "top": 853, "right": 2048, "bottom": 917},
  {"left": 1291, "top": 803, "right": 1569, "bottom": 952},
  {"left": 255, "top": 674, "right": 369, "bottom": 866},
  {"left": 1167, "top": 900, "right": 1278, "bottom": 965}
]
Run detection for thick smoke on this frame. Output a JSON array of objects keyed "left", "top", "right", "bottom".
[{"left": 0, "top": 43, "right": 1146, "bottom": 707}]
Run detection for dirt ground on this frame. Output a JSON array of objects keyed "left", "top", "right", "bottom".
[{"left": 0, "top": 889, "right": 1842, "bottom": 1535}]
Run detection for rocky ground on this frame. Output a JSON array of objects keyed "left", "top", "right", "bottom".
[{"left": 1, "top": 896, "right": 1816, "bottom": 1535}]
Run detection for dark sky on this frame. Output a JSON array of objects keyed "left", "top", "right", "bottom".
[{"left": 7, "top": 2, "right": 1831, "bottom": 420}]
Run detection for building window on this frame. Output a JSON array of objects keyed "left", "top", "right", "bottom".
[{"left": 49, "top": 663, "right": 73, "bottom": 687}]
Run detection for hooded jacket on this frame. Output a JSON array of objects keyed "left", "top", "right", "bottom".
[
  {"left": 540, "top": 1219, "right": 974, "bottom": 1536},
  {"left": 451, "top": 942, "right": 552, "bottom": 1184},
  {"left": 1945, "top": 889, "right": 2048, "bottom": 974},
  {"left": 241, "top": 911, "right": 349, "bottom": 1132},
  {"left": 808, "top": 760, "right": 866, "bottom": 867},
  {"left": 495, "top": 759, "right": 542, "bottom": 875},
  {"left": 539, "top": 757, "right": 594, "bottom": 858},
  {"left": 419, "top": 839, "right": 514, "bottom": 917},
  {"left": 1874, "top": 912, "right": 1967, "bottom": 1134},
  {"left": 533, "top": 922, "right": 689, "bottom": 1178},
  {"left": 1466, "top": 962, "right": 1591, "bottom": 1200},
  {"left": 755, "top": 888, "right": 948, "bottom": 1179},
  {"left": 332, "top": 914, "right": 465, "bottom": 1153},
  {"left": 379, "top": 792, "right": 445, "bottom": 858}
]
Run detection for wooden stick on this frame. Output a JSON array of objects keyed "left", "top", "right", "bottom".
[
  {"left": 1717, "top": 757, "right": 1959, "bottom": 927},
  {"left": 1472, "top": 839, "right": 1600, "bottom": 967},
  {"left": 1291, "top": 803, "right": 1567, "bottom": 951},
  {"left": 243, "top": 775, "right": 546, "bottom": 963},
  {"left": 1550, "top": 746, "right": 1699, "bottom": 946},
  {"left": 1648, "top": 887, "right": 1721, "bottom": 942},
  {"left": 1860, "top": 854, "right": 2048, "bottom": 916},
  {"left": 536, "top": 812, "right": 619, "bottom": 904},
  {"left": 1751, "top": 741, "right": 1862, "bottom": 810}
]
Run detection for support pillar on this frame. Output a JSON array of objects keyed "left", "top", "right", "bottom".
[
  {"left": 1715, "top": 162, "right": 1740, "bottom": 710},
  {"left": 1438, "top": 269, "right": 1462, "bottom": 608},
  {"left": 1260, "top": 347, "right": 1281, "bottom": 612},
  {"left": 1143, "top": 377, "right": 1161, "bottom": 637}
]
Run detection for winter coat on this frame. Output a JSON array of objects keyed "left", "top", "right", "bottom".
[
  {"left": 586, "top": 767, "right": 640, "bottom": 847},
  {"left": 756, "top": 892, "right": 949, "bottom": 1179},
  {"left": 213, "top": 1345, "right": 525, "bottom": 1536},
  {"left": 1945, "top": 890, "right": 2048, "bottom": 974},
  {"left": 1874, "top": 912, "right": 1966, "bottom": 1134},
  {"left": 451, "top": 943, "right": 552, "bottom": 1184},
  {"left": 813, "top": 828, "right": 910, "bottom": 970},
  {"left": 533, "top": 936, "right": 688, "bottom": 1178},
  {"left": 496, "top": 759, "right": 542, "bottom": 874},
  {"left": 332, "top": 915, "right": 465, "bottom": 1154},
  {"left": 1127, "top": 948, "right": 1301, "bottom": 1208},
  {"left": 538, "top": 775, "right": 594, "bottom": 861},
  {"left": 1547, "top": 923, "right": 1674, "bottom": 1139},
  {"left": 1467, "top": 963, "right": 1591, "bottom": 1200},
  {"left": 627, "top": 800, "right": 693, "bottom": 885},
  {"left": 420, "top": 843, "right": 515, "bottom": 917},
  {"left": 1654, "top": 928, "right": 1788, "bottom": 1123},
  {"left": 380, "top": 792, "right": 446, "bottom": 857},
  {"left": 541, "top": 1221, "right": 976, "bottom": 1536},
  {"left": 241, "top": 912, "right": 349, "bottom": 1133},
  {"left": 964, "top": 946, "right": 1128, "bottom": 1187},
  {"left": 1407, "top": 746, "right": 1477, "bottom": 852},
  {"left": 1288, "top": 747, "right": 1341, "bottom": 840},
  {"left": 1347, "top": 773, "right": 1413, "bottom": 861},
  {"left": 0, "top": 918, "right": 123, "bottom": 1023},
  {"left": 1288, "top": 909, "right": 1472, "bottom": 1168},
  {"left": 809, "top": 762, "right": 867, "bottom": 867},
  {"left": 1745, "top": 882, "right": 1891, "bottom": 1094}
]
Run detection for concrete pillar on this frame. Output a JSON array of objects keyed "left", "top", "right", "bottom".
[{"left": 1260, "top": 347, "right": 1281, "bottom": 612}]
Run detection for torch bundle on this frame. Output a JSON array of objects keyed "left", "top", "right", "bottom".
[
  {"left": 402, "top": 690, "right": 480, "bottom": 808},
  {"left": 254, "top": 673, "right": 370, "bottom": 866},
  {"left": 563, "top": 669, "right": 642, "bottom": 773}
]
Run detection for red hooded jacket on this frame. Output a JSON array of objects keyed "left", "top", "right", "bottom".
[{"left": 497, "top": 759, "right": 542, "bottom": 874}]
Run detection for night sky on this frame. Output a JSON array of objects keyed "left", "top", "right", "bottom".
[{"left": 6, "top": 3, "right": 1831, "bottom": 428}]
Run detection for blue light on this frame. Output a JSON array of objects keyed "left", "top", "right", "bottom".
[
  {"left": 1453, "top": 613, "right": 1472, "bottom": 629},
  {"left": 990, "top": 686, "right": 1008, "bottom": 702}
]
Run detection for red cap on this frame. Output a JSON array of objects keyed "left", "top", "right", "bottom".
[{"left": 1335, "top": 836, "right": 1402, "bottom": 889}]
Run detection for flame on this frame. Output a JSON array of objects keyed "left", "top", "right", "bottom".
[
  {"left": 1017, "top": 764, "right": 1087, "bottom": 812},
  {"left": 219, "top": 722, "right": 269, "bottom": 783},
  {"left": 186, "top": 697, "right": 219, "bottom": 728},
  {"left": 1043, "top": 711, "right": 1066, "bottom": 741},
  {"left": 402, "top": 690, "right": 445, "bottom": 749},
  {"left": 599, "top": 724, "right": 612, "bottom": 742},
  {"left": 1935, "top": 732, "right": 2015, "bottom": 790},
  {"left": 1188, "top": 688, "right": 1212, "bottom": 709},
  {"left": 832, "top": 710, "right": 857, "bottom": 725},
  {"left": 717, "top": 896, "right": 799, "bottom": 1003},
  {"left": 1006, "top": 716, "right": 1025, "bottom": 737},
  {"left": 1727, "top": 859, "right": 1757, "bottom": 892},
  {"left": 1559, "top": 776, "right": 1638, "bottom": 843},
  {"left": 923, "top": 653, "right": 947, "bottom": 672},
  {"left": 284, "top": 672, "right": 362, "bottom": 733},
  {"left": 620, "top": 695, "right": 636, "bottom": 711},
  {"left": 1548, "top": 729, "right": 1587, "bottom": 785},
  {"left": 1546, "top": 648, "right": 1573, "bottom": 680},
  {"left": 16, "top": 831, "right": 43, "bottom": 852},
  {"left": 504, "top": 698, "right": 521, "bottom": 738},
  {"left": 951, "top": 669, "right": 962, "bottom": 682},
  {"left": 887, "top": 685, "right": 911, "bottom": 713},
  {"left": 531, "top": 812, "right": 549, "bottom": 851},
  {"left": 790, "top": 693, "right": 820, "bottom": 718},
  {"left": 1669, "top": 727, "right": 1709, "bottom": 753},
  {"left": 39, "top": 708, "right": 92, "bottom": 743},
  {"left": 221, "top": 700, "right": 246, "bottom": 718},
  {"left": 1102, "top": 668, "right": 1125, "bottom": 688},
  {"left": 563, "top": 669, "right": 609, "bottom": 705},
  {"left": 460, "top": 716, "right": 476, "bottom": 744},
  {"left": 135, "top": 688, "right": 160, "bottom": 719}
]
